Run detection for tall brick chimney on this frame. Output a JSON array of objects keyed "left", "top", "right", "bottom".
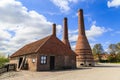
[
  {"left": 75, "top": 9, "right": 94, "bottom": 67},
  {"left": 62, "top": 17, "right": 71, "bottom": 49},
  {"left": 52, "top": 23, "right": 56, "bottom": 36},
  {"left": 78, "top": 9, "right": 85, "bottom": 36}
]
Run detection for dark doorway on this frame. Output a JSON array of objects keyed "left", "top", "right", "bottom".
[
  {"left": 18, "top": 57, "right": 23, "bottom": 68},
  {"left": 50, "top": 56, "right": 55, "bottom": 70}
]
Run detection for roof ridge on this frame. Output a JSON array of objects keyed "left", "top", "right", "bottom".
[{"left": 35, "top": 35, "right": 52, "bottom": 52}]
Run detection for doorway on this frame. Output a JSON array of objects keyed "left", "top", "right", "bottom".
[
  {"left": 18, "top": 57, "right": 23, "bottom": 68},
  {"left": 50, "top": 56, "right": 55, "bottom": 70}
]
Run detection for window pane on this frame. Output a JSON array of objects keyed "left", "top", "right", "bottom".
[
  {"left": 43, "top": 56, "right": 46, "bottom": 60},
  {"left": 40, "top": 56, "right": 47, "bottom": 64},
  {"left": 41, "top": 56, "right": 44, "bottom": 60},
  {"left": 43, "top": 60, "right": 46, "bottom": 64},
  {"left": 41, "top": 60, "right": 43, "bottom": 64}
]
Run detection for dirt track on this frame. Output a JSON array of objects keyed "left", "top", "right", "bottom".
[{"left": 1, "top": 63, "right": 120, "bottom": 80}]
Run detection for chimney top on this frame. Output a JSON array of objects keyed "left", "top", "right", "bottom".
[
  {"left": 52, "top": 23, "right": 56, "bottom": 36},
  {"left": 64, "top": 17, "right": 67, "bottom": 20},
  {"left": 78, "top": 9, "right": 83, "bottom": 12}
]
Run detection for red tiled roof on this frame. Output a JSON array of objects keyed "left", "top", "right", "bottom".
[
  {"left": 11, "top": 36, "right": 50, "bottom": 57},
  {"left": 11, "top": 35, "right": 76, "bottom": 57}
]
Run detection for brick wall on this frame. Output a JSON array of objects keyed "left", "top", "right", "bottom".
[
  {"left": 10, "top": 54, "right": 76, "bottom": 71},
  {"left": 37, "top": 54, "right": 76, "bottom": 71},
  {"left": 37, "top": 54, "right": 65, "bottom": 71},
  {"left": 37, "top": 54, "right": 50, "bottom": 71},
  {"left": 10, "top": 54, "right": 37, "bottom": 71}
]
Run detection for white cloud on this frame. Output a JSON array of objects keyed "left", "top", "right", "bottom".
[
  {"left": 107, "top": 0, "right": 120, "bottom": 8},
  {"left": 86, "top": 24, "right": 107, "bottom": 41},
  {"left": 50, "top": 0, "right": 78, "bottom": 12},
  {"left": 0, "top": 0, "right": 62, "bottom": 55},
  {"left": 69, "top": 23, "right": 110, "bottom": 50},
  {"left": 69, "top": 23, "right": 109, "bottom": 42}
]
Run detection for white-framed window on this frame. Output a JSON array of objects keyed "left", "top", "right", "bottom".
[{"left": 40, "top": 56, "right": 47, "bottom": 64}]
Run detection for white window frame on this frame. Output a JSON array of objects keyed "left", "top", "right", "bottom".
[{"left": 40, "top": 56, "right": 47, "bottom": 64}]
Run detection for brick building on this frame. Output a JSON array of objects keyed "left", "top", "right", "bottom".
[
  {"left": 10, "top": 9, "right": 95, "bottom": 71},
  {"left": 10, "top": 18, "right": 76, "bottom": 71}
]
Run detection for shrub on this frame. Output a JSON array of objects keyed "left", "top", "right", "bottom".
[{"left": 0, "top": 56, "right": 9, "bottom": 68}]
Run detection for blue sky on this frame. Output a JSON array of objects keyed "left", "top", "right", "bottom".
[{"left": 0, "top": 0, "right": 120, "bottom": 55}]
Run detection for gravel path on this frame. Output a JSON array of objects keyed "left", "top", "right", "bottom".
[{"left": 1, "top": 63, "right": 120, "bottom": 80}]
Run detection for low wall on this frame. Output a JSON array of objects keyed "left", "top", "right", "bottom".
[{"left": 0, "top": 64, "right": 16, "bottom": 75}]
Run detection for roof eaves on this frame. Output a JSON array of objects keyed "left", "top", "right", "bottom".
[{"left": 10, "top": 52, "right": 36, "bottom": 58}]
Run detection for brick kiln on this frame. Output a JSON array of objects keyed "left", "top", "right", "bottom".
[{"left": 75, "top": 9, "right": 94, "bottom": 67}]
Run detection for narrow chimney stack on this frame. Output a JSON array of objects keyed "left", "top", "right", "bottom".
[
  {"left": 52, "top": 23, "right": 56, "bottom": 36},
  {"left": 62, "top": 17, "right": 71, "bottom": 49},
  {"left": 78, "top": 9, "right": 85, "bottom": 35},
  {"left": 63, "top": 17, "right": 68, "bottom": 40}
]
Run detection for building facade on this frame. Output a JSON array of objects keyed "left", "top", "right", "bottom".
[
  {"left": 10, "top": 23, "right": 76, "bottom": 71},
  {"left": 10, "top": 9, "right": 95, "bottom": 71}
]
